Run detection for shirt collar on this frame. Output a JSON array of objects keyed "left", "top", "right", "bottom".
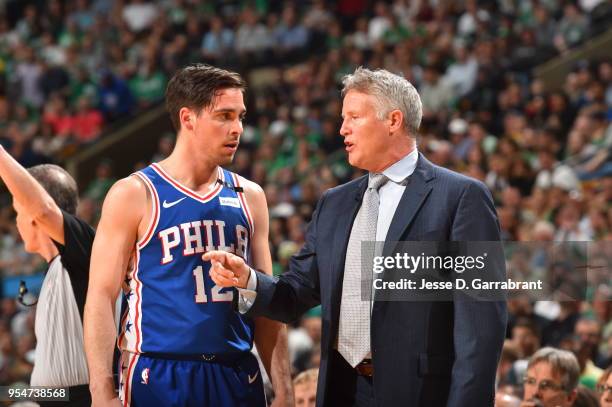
[{"left": 381, "top": 148, "right": 418, "bottom": 184}]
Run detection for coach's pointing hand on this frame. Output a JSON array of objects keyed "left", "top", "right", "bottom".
[{"left": 204, "top": 250, "right": 250, "bottom": 289}]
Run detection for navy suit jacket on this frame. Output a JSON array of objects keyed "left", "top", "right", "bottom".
[{"left": 248, "top": 154, "right": 507, "bottom": 406}]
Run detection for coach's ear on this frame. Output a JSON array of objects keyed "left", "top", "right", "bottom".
[
  {"left": 388, "top": 109, "right": 404, "bottom": 134},
  {"left": 179, "top": 107, "right": 194, "bottom": 131}
]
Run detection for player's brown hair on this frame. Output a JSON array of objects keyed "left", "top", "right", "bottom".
[{"left": 165, "top": 64, "right": 246, "bottom": 132}]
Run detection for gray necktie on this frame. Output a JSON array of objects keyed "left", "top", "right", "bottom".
[{"left": 338, "top": 173, "right": 388, "bottom": 367}]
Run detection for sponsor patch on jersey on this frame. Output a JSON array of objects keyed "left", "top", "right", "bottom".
[{"left": 219, "top": 196, "right": 241, "bottom": 208}]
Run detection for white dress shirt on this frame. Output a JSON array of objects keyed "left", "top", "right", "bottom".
[{"left": 238, "top": 149, "right": 419, "bottom": 311}]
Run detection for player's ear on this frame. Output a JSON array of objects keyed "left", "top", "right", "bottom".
[{"left": 179, "top": 107, "right": 194, "bottom": 132}]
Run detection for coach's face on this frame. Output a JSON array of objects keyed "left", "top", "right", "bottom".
[{"left": 340, "top": 90, "right": 395, "bottom": 172}]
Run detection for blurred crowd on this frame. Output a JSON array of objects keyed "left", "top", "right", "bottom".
[{"left": 0, "top": 0, "right": 610, "bottom": 404}]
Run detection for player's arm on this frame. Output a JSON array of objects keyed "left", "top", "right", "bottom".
[
  {"left": 84, "top": 177, "right": 146, "bottom": 406},
  {"left": 242, "top": 180, "right": 294, "bottom": 407},
  {"left": 0, "top": 145, "right": 65, "bottom": 243}
]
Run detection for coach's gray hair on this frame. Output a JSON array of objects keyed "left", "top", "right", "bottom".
[
  {"left": 341, "top": 67, "right": 422, "bottom": 135},
  {"left": 527, "top": 347, "right": 580, "bottom": 392}
]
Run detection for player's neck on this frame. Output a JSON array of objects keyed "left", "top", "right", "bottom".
[{"left": 157, "top": 144, "right": 219, "bottom": 190}]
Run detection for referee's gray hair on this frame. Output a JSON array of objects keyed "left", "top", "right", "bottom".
[
  {"left": 28, "top": 164, "right": 79, "bottom": 215},
  {"left": 527, "top": 347, "right": 580, "bottom": 392},
  {"left": 341, "top": 67, "right": 422, "bottom": 135}
]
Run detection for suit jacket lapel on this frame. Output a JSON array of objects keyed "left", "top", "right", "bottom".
[{"left": 383, "top": 153, "right": 435, "bottom": 256}]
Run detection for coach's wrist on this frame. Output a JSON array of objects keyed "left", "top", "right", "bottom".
[{"left": 239, "top": 263, "right": 252, "bottom": 289}]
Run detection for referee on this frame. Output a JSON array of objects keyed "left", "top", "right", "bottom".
[{"left": 0, "top": 145, "right": 93, "bottom": 406}]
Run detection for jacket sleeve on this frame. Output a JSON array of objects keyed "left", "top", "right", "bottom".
[
  {"left": 447, "top": 180, "right": 508, "bottom": 407},
  {"left": 246, "top": 191, "right": 327, "bottom": 323}
]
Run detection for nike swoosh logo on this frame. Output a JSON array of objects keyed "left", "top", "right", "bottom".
[
  {"left": 248, "top": 372, "right": 259, "bottom": 384},
  {"left": 162, "top": 197, "right": 187, "bottom": 208}
]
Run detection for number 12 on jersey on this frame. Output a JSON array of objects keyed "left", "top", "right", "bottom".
[{"left": 193, "top": 265, "right": 233, "bottom": 303}]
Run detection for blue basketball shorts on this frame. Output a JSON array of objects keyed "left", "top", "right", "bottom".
[{"left": 118, "top": 351, "right": 266, "bottom": 407}]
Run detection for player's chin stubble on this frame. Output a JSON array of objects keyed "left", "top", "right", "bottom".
[{"left": 220, "top": 154, "right": 235, "bottom": 166}]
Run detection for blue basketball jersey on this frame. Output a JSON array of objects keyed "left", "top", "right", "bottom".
[{"left": 118, "top": 163, "right": 255, "bottom": 356}]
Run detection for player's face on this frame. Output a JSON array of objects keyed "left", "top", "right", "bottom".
[
  {"left": 194, "top": 88, "right": 246, "bottom": 165},
  {"left": 294, "top": 382, "right": 316, "bottom": 407},
  {"left": 523, "top": 362, "right": 576, "bottom": 407},
  {"left": 13, "top": 200, "right": 38, "bottom": 254},
  {"left": 340, "top": 90, "right": 393, "bottom": 172}
]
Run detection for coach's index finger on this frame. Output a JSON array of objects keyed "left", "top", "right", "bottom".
[{"left": 202, "top": 250, "right": 227, "bottom": 263}]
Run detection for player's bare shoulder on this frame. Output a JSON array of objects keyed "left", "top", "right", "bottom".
[
  {"left": 234, "top": 175, "right": 267, "bottom": 210},
  {"left": 106, "top": 176, "right": 148, "bottom": 204},
  {"left": 99, "top": 175, "right": 149, "bottom": 228}
]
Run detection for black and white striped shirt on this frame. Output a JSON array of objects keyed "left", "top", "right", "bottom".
[{"left": 30, "top": 211, "right": 94, "bottom": 387}]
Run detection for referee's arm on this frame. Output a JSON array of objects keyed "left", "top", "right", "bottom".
[
  {"left": 0, "top": 145, "right": 65, "bottom": 243},
  {"left": 85, "top": 177, "right": 146, "bottom": 406}
]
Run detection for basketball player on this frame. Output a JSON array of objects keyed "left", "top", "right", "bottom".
[
  {"left": 0, "top": 146, "right": 93, "bottom": 406},
  {"left": 84, "top": 65, "right": 292, "bottom": 407}
]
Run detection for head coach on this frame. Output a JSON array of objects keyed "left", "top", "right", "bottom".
[{"left": 207, "top": 67, "right": 508, "bottom": 407}]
